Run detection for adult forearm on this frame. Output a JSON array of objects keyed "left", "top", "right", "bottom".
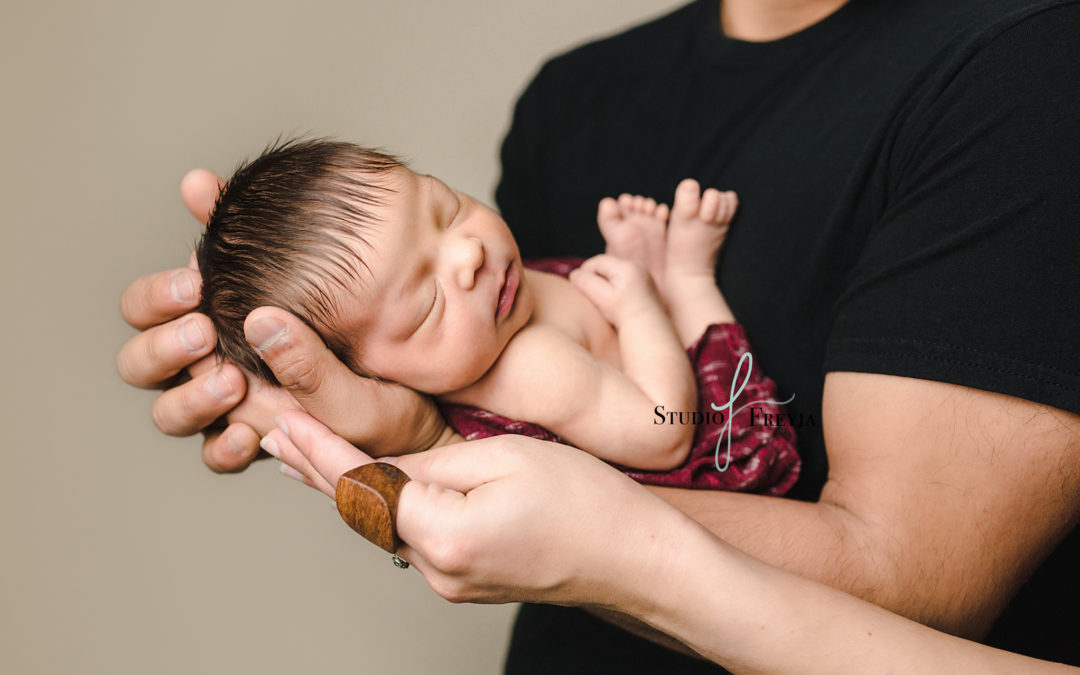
[
  {"left": 645, "top": 483, "right": 1027, "bottom": 639},
  {"left": 643, "top": 486, "right": 920, "bottom": 628},
  {"left": 582, "top": 487, "right": 869, "bottom": 659},
  {"left": 621, "top": 520, "right": 1076, "bottom": 674}
]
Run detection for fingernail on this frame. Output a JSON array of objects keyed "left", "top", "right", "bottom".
[
  {"left": 260, "top": 435, "right": 280, "bottom": 458},
  {"left": 274, "top": 415, "right": 290, "bottom": 437},
  {"left": 170, "top": 271, "right": 196, "bottom": 304},
  {"left": 226, "top": 429, "right": 247, "bottom": 455},
  {"left": 246, "top": 317, "right": 289, "bottom": 354},
  {"left": 203, "top": 367, "right": 235, "bottom": 401},
  {"left": 178, "top": 318, "right": 206, "bottom": 352},
  {"left": 279, "top": 462, "right": 305, "bottom": 482}
]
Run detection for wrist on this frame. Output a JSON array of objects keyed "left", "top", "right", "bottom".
[
  {"left": 599, "top": 495, "right": 715, "bottom": 620},
  {"left": 614, "top": 296, "right": 669, "bottom": 328}
]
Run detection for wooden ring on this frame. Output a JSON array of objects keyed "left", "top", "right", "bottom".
[{"left": 335, "top": 463, "right": 411, "bottom": 553}]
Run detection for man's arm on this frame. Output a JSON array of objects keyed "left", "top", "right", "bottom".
[{"left": 639, "top": 371, "right": 1080, "bottom": 639}]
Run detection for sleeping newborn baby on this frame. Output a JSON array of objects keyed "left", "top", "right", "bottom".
[{"left": 198, "top": 138, "right": 784, "bottom": 479}]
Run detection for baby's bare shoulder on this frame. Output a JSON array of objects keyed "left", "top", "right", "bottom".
[
  {"left": 526, "top": 269, "right": 619, "bottom": 364},
  {"left": 440, "top": 322, "right": 599, "bottom": 420}
]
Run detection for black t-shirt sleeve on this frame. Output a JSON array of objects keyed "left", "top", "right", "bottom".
[{"left": 824, "top": 6, "right": 1080, "bottom": 414}]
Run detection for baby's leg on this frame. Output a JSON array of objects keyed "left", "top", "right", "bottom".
[
  {"left": 596, "top": 194, "right": 669, "bottom": 292},
  {"left": 665, "top": 179, "right": 739, "bottom": 347}
]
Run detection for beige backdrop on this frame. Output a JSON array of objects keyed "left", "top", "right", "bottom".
[{"left": 0, "top": 1, "right": 685, "bottom": 673}]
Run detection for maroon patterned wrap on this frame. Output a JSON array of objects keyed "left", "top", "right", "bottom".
[{"left": 437, "top": 258, "right": 801, "bottom": 495}]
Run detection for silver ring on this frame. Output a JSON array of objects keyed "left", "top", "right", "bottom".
[{"left": 392, "top": 554, "right": 410, "bottom": 570}]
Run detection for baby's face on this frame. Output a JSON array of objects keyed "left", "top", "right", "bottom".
[{"left": 328, "top": 166, "right": 534, "bottom": 394}]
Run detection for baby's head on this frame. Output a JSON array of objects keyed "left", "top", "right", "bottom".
[{"left": 197, "top": 138, "right": 534, "bottom": 394}]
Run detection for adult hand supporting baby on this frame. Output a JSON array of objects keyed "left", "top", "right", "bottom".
[
  {"left": 117, "top": 169, "right": 448, "bottom": 473},
  {"left": 262, "top": 408, "right": 694, "bottom": 609},
  {"left": 262, "top": 411, "right": 1080, "bottom": 675}
]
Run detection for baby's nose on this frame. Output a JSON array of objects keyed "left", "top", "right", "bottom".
[{"left": 451, "top": 236, "right": 485, "bottom": 290}]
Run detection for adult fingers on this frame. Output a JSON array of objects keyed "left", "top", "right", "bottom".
[
  {"left": 388, "top": 435, "right": 534, "bottom": 497},
  {"left": 150, "top": 363, "right": 246, "bottom": 436},
  {"left": 260, "top": 427, "right": 338, "bottom": 497},
  {"left": 244, "top": 307, "right": 370, "bottom": 434},
  {"left": 119, "top": 267, "right": 202, "bottom": 330},
  {"left": 270, "top": 409, "right": 375, "bottom": 493},
  {"left": 270, "top": 410, "right": 518, "bottom": 497},
  {"left": 181, "top": 169, "right": 225, "bottom": 225},
  {"left": 244, "top": 306, "right": 439, "bottom": 453},
  {"left": 201, "top": 422, "right": 262, "bottom": 473},
  {"left": 116, "top": 313, "right": 215, "bottom": 387}
]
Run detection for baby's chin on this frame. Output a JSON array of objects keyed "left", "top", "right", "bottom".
[
  {"left": 419, "top": 324, "right": 532, "bottom": 396},
  {"left": 414, "top": 351, "right": 503, "bottom": 397}
]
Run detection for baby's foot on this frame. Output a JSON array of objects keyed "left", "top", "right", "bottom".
[
  {"left": 665, "top": 178, "right": 737, "bottom": 285},
  {"left": 597, "top": 194, "right": 670, "bottom": 291}
]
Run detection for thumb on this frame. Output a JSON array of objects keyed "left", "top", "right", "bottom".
[{"left": 244, "top": 306, "right": 371, "bottom": 425}]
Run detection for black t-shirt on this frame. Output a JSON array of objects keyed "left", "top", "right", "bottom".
[{"left": 494, "top": 0, "right": 1080, "bottom": 671}]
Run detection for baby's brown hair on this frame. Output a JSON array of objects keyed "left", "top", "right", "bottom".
[{"left": 196, "top": 138, "right": 403, "bottom": 384}]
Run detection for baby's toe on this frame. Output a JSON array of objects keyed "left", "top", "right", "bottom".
[
  {"left": 597, "top": 197, "right": 621, "bottom": 225},
  {"left": 671, "top": 178, "right": 702, "bottom": 221},
  {"left": 720, "top": 191, "right": 739, "bottom": 224},
  {"left": 700, "top": 188, "right": 724, "bottom": 224},
  {"left": 656, "top": 203, "right": 670, "bottom": 223}
]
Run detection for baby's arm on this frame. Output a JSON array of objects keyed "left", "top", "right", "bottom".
[
  {"left": 561, "top": 255, "right": 697, "bottom": 469},
  {"left": 445, "top": 257, "right": 696, "bottom": 470}
]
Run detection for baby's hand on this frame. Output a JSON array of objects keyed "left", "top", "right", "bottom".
[{"left": 569, "top": 254, "right": 664, "bottom": 326}]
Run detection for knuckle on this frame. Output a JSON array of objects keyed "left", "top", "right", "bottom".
[
  {"left": 115, "top": 346, "right": 137, "bottom": 385},
  {"left": 177, "top": 385, "right": 203, "bottom": 425},
  {"left": 276, "top": 352, "right": 324, "bottom": 394},
  {"left": 143, "top": 326, "right": 165, "bottom": 367},
  {"left": 430, "top": 577, "right": 472, "bottom": 604},
  {"left": 150, "top": 395, "right": 179, "bottom": 436},
  {"left": 119, "top": 275, "right": 150, "bottom": 325},
  {"left": 203, "top": 434, "right": 247, "bottom": 474},
  {"left": 201, "top": 438, "right": 227, "bottom": 473},
  {"left": 118, "top": 289, "right": 136, "bottom": 325},
  {"left": 430, "top": 539, "right": 474, "bottom": 576},
  {"left": 488, "top": 438, "right": 529, "bottom": 467}
]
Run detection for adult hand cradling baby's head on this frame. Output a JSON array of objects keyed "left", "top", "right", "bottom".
[
  {"left": 116, "top": 170, "right": 448, "bottom": 474},
  {"left": 241, "top": 306, "right": 447, "bottom": 457}
]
